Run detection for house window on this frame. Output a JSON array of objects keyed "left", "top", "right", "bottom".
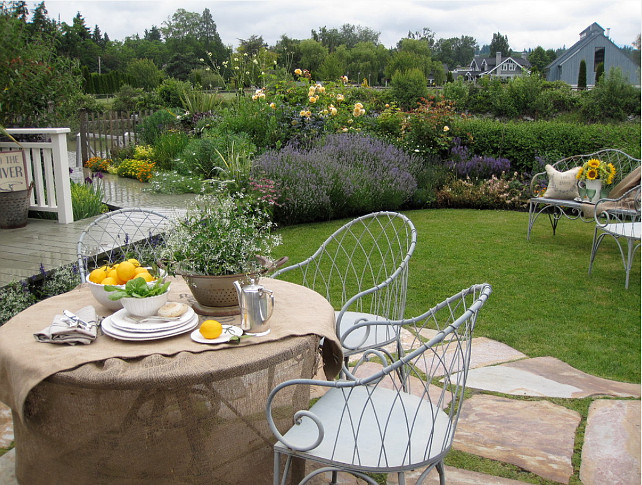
[{"left": 594, "top": 47, "right": 605, "bottom": 71}]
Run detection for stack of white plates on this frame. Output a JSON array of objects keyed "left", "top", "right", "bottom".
[{"left": 102, "top": 306, "right": 199, "bottom": 341}]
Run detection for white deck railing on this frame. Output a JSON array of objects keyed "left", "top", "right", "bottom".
[{"left": 1, "top": 128, "right": 73, "bottom": 224}]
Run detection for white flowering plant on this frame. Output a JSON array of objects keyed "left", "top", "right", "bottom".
[{"left": 159, "top": 189, "right": 282, "bottom": 276}]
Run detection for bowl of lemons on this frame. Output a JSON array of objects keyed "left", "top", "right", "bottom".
[{"left": 86, "top": 259, "right": 163, "bottom": 310}]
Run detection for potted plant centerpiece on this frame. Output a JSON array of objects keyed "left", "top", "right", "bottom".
[
  {"left": 159, "top": 189, "right": 283, "bottom": 315},
  {"left": 576, "top": 158, "right": 616, "bottom": 203}
]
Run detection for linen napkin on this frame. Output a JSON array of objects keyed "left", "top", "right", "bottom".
[{"left": 33, "top": 305, "right": 98, "bottom": 345}]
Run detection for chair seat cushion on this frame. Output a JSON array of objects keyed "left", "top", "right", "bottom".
[
  {"left": 601, "top": 222, "right": 641, "bottom": 239},
  {"left": 543, "top": 164, "right": 581, "bottom": 200},
  {"left": 337, "top": 311, "right": 397, "bottom": 354},
  {"left": 275, "top": 386, "right": 451, "bottom": 470}
]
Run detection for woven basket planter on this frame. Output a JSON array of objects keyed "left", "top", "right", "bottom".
[{"left": 0, "top": 183, "right": 32, "bottom": 229}]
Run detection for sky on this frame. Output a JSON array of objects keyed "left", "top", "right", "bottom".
[{"left": 32, "top": 0, "right": 641, "bottom": 52}]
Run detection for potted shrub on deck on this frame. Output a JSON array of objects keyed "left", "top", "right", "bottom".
[{"left": 159, "top": 189, "right": 284, "bottom": 315}]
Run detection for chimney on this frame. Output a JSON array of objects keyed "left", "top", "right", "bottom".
[{"left": 496, "top": 52, "right": 501, "bottom": 66}]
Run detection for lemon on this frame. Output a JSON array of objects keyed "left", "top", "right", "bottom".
[
  {"left": 117, "top": 261, "right": 137, "bottom": 283},
  {"left": 107, "top": 268, "right": 119, "bottom": 281},
  {"left": 199, "top": 320, "right": 223, "bottom": 339},
  {"left": 88, "top": 268, "right": 107, "bottom": 284},
  {"left": 137, "top": 271, "right": 155, "bottom": 282},
  {"left": 134, "top": 266, "right": 149, "bottom": 275},
  {"left": 101, "top": 277, "right": 118, "bottom": 286},
  {"left": 127, "top": 258, "right": 141, "bottom": 267}
]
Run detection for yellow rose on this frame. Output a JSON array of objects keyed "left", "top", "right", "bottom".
[{"left": 294, "top": 68, "right": 302, "bottom": 76}]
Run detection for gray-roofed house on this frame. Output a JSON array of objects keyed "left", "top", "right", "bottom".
[
  {"left": 453, "top": 52, "right": 531, "bottom": 81},
  {"left": 545, "top": 22, "right": 640, "bottom": 88}
]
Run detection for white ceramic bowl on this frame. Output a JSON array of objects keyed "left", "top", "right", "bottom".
[
  {"left": 86, "top": 268, "right": 167, "bottom": 311},
  {"left": 120, "top": 289, "right": 170, "bottom": 317},
  {"left": 87, "top": 277, "right": 125, "bottom": 311}
]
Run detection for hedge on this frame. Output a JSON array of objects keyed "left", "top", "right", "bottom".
[{"left": 450, "top": 119, "right": 641, "bottom": 173}]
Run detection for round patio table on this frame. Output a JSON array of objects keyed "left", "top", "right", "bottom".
[{"left": 0, "top": 278, "right": 341, "bottom": 485}]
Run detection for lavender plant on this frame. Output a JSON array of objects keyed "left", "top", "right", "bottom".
[
  {"left": 446, "top": 138, "right": 511, "bottom": 179},
  {"left": 253, "top": 133, "right": 421, "bottom": 224}
]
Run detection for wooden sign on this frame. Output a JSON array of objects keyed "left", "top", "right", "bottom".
[{"left": 0, "top": 150, "right": 28, "bottom": 192}]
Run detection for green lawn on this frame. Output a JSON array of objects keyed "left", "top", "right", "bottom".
[{"left": 274, "top": 208, "right": 641, "bottom": 383}]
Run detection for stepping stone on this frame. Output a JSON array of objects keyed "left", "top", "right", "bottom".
[
  {"left": 466, "top": 356, "right": 641, "bottom": 398},
  {"left": 454, "top": 394, "right": 580, "bottom": 484},
  {"left": 580, "top": 399, "right": 641, "bottom": 485},
  {"left": 0, "top": 402, "right": 13, "bottom": 448},
  {"left": 388, "top": 464, "right": 529, "bottom": 484},
  {"left": 413, "top": 337, "right": 527, "bottom": 377},
  {"left": 0, "top": 449, "right": 17, "bottom": 485},
  {"left": 304, "top": 461, "right": 527, "bottom": 484}
]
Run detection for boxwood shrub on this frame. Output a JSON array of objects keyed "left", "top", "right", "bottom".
[{"left": 449, "top": 118, "right": 641, "bottom": 173}]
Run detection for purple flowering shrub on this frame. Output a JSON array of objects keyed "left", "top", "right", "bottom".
[
  {"left": 446, "top": 138, "right": 511, "bottom": 179},
  {"left": 253, "top": 133, "right": 421, "bottom": 224}
]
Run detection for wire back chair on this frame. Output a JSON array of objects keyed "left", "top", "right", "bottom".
[
  {"left": 589, "top": 185, "right": 641, "bottom": 289},
  {"left": 77, "top": 208, "right": 172, "bottom": 282},
  {"left": 270, "top": 211, "right": 417, "bottom": 359},
  {"left": 266, "top": 283, "right": 492, "bottom": 485}
]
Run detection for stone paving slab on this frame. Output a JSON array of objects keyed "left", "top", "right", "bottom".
[
  {"left": 466, "top": 356, "right": 641, "bottom": 398},
  {"left": 355, "top": 333, "right": 527, "bottom": 370},
  {"left": 388, "top": 465, "right": 530, "bottom": 484},
  {"left": 303, "top": 461, "right": 530, "bottom": 484},
  {"left": 0, "top": 402, "right": 13, "bottom": 449},
  {"left": 580, "top": 399, "right": 641, "bottom": 485},
  {"left": 0, "top": 449, "right": 16, "bottom": 485},
  {"left": 454, "top": 394, "right": 581, "bottom": 484}
]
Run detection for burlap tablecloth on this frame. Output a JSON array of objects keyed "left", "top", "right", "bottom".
[{"left": 0, "top": 277, "right": 342, "bottom": 484}]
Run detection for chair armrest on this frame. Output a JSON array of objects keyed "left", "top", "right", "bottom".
[
  {"left": 530, "top": 170, "right": 548, "bottom": 197},
  {"left": 594, "top": 184, "right": 641, "bottom": 225},
  {"left": 266, "top": 376, "right": 356, "bottom": 452}
]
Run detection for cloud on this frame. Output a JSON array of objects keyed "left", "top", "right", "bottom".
[{"left": 34, "top": 0, "right": 641, "bottom": 51}]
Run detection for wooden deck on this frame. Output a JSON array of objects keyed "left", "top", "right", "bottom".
[{"left": 0, "top": 175, "right": 194, "bottom": 287}]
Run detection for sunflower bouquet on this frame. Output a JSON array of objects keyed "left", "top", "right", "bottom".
[{"left": 576, "top": 158, "right": 616, "bottom": 184}]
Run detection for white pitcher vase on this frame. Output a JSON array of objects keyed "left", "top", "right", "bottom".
[{"left": 584, "top": 179, "right": 602, "bottom": 203}]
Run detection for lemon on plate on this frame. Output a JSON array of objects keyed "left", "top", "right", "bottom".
[{"left": 199, "top": 320, "right": 223, "bottom": 339}]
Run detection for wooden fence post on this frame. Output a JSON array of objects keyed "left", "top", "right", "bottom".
[{"left": 79, "top": 109, "right": 89, "bottom": 163}]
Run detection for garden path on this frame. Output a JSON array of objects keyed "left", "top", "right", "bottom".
[{"left": 0, "top": 173, "right": 639, "bottom": 484}]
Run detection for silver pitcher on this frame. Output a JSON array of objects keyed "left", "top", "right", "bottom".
[{"left": 233, "top": 278, "right": 274, "bottom": 336}]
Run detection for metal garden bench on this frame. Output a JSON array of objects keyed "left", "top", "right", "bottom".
[{"left": 527, "top": 149, "right": 640, "bottom": 240}]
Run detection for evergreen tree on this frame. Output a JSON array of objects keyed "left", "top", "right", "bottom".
[
  {"left": 578, "top": 59, "right": 587, "bottom": 89},
  {"left": 595, "top": 62, "right": 604, "bottom": 84},
  {"left": 489, "top": 32, "right": 511, "bottom": 57}
]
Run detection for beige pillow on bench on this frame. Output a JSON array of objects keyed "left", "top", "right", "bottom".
[{"left": 542, "top": 165, "right": 581, "bottom": 200}]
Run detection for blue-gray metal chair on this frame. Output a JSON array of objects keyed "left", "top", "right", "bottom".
[
  {"left": 266, "top": 283, "right": 492, "bottom": 485},
  {"left": 270, "top": 211, "right": 417, "bottom": 360},
  {"left": 77, "top": 208, "right": 171, "bottom": 282},
  {"left": 589, "top": 185, "right": 641, "bottom": 289}
]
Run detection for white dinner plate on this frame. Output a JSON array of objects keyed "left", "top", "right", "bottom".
[
  {"left": 190, "top": 325, "right": 243, "bottom": 344},
  {"left": 110, "top": 306, "right": 196, "bottom": 333},
  {"left": 101, "top": 313, "right": 199, "bottom": 341}
]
